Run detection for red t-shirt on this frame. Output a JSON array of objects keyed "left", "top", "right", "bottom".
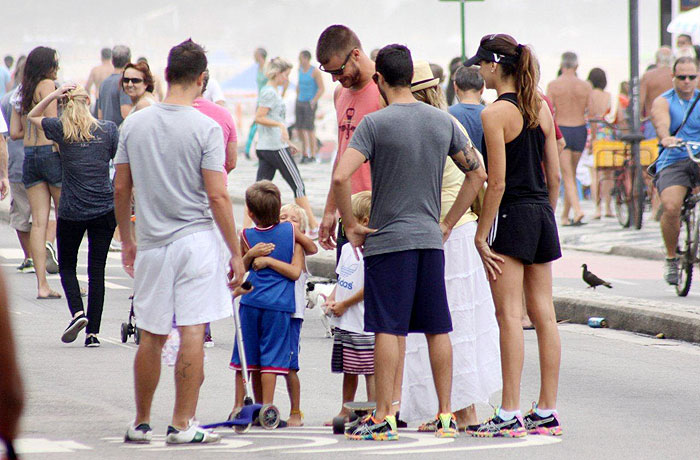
[
  {"left": 541, "top": 94, "right": 563, "bottom": 140},
  {"left": 335, "top": 81, "right": 381, "bottom": 194}
]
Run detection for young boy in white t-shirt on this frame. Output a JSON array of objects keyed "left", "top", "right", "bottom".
[{"left": 323, "top": 191, "right": 375, "bottom": 425}]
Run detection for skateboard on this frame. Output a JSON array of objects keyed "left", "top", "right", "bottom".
[{"left": 332, "top": 401, "right": 376, "bottom": 435}]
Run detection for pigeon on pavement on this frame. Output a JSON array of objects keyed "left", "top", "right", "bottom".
[{"left": 582, "top": 264, "right": 613, "bottom": 289}]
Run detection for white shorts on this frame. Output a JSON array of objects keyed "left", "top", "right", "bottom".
[{"left": 133, "top": 229, "right": 232, "bottom": 335}]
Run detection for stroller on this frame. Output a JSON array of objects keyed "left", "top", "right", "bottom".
[{"left": 120, "top": 294, "right": 140, "bottom": 344}]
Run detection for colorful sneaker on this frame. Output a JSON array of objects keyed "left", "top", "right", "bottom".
[
  {"left": 204, "top": 334, "right": 214, "bottom": 348},
  {"left": 523, "top": 403, "right": 562, "bottom": 436},
  {"left": 45, "top": 242, "right": 59, "bottom": 274},
  {"left": 435, "top": 413, "right": 458, "bottom": 438},
  {"left": 467, "top": 408, "right": 527, "bottom": 438},
  {"left": 166, "top": 420, "right": 221, "bottom": 444},
  {"left": 17, "top": 258, "right": 35, "bottom": 273},
  {"left": 124, "top": 422, "right": 153, "bottom": 443},
  {"left": 345, "top": 414, "right": 398, "bottom": 441},
  {"left": 417, "top": 417, "right": 438, "bottom": 432}
]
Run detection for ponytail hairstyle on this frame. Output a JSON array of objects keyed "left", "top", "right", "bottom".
[
  {"left": 479, "top": 34, "right": 541, "bottom": 128},
  {"left": 60, "top": 85, "right": 99, "bottom": 143}
]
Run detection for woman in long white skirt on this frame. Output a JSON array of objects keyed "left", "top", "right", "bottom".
[{"left": 400, "top": 61, "right": 501, "bottom": 430}]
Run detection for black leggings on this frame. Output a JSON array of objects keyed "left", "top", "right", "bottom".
[
  {"left": 56, "top": 211, "right": 116, "bottom": 334},
  {"left": 256, "top": 148, "right": 307, "bottom": 198}
]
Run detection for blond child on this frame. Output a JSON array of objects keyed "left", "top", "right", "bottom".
[{"left": 323, "top": 191, "right": 375, "bottom": 424}]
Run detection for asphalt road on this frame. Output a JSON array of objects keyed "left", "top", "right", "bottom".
[{"left": 1, "top": 221, "right": 699, "bottom": 459}]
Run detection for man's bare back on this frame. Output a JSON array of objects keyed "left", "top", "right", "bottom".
[
  {"left": 640, "top": 66, "right": 672, "bottom": 117},
  {"left": 547, "top": 73, "right": 592, "bottom": 127},
  {"left": 86, "top": 62, "right": 114, "bottom": 99}
]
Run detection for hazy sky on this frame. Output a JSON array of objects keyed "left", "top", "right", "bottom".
[{"left": 1, "top": 0, "right": 671, "bottom": 97}]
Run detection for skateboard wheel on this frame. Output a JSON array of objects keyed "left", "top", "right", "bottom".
[
  {"left": 134, "top": 327, "right": 140, "bottom": 345},
  {"left": 259, "top": 404, "right": 280, "bottom": 430},
  {"left": 332, "top": 416, "right": 346, "bottom": 435},
  {"left": 234, "top": 422, "right": 252, "bottom": 434},
  {"left": 120, "top": 323, "right": 128, "bottom": 343}
]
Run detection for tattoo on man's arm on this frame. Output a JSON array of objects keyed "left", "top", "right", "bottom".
[{"left": 452, "top": 149, "right": 481, "bottom": 173}]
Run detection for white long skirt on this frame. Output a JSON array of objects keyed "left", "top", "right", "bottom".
[{"left": 401, "top": 221, "right": 502, "bottom": 422}]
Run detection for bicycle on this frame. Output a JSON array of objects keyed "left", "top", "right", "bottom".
[
  {"left": 663, "top": 141, "right": 700, "bottom": 296},
  {"left": 589, "top": 119, "right": 657, "bottom": 229}
]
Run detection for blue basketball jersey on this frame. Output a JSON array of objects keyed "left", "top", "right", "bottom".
[{"left": 241, "top": 221, "right": 296, "bottom": 313}]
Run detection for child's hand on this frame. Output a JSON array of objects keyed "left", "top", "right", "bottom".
[
  {"left": 248, "top": 242, "right": 275, "bottom": 258},
  {"left": 329, "top": 300, "right": 349, "bottom": 317},
  {"left": 252, "top": 256, "right": 271, "bottom": 271}
]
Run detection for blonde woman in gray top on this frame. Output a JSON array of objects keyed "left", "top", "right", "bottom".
[{"left": 254, "top": 57, "right": 319, "bottom": 235}]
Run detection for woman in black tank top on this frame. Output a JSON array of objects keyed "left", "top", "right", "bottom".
[{"left": 464, "top": 34, "right": 564, "bottom": 436}]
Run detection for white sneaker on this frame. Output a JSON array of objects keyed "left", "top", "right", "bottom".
[
  {"left": 124, "top": 422, "right": 153, "bottom": 443},
  {"left": 109, "top": 239, "right": 122, "bottom": 252},
  {"left": 166, "top": 420, "right": 221, "bottom": 444}
]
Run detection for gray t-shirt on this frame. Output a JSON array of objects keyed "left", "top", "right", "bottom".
[
  {"left": 0, "top": 89, "right": 24, "bottom": 183},
  {"left": 348, "top": 102, "right": 468, "bottom": 257},
  {"left": 256, "top": 85, "right": 287, "bottom": 151},
  {"left": 114, "top": 103, "right": 225, "bottom": 250},
  {"left": 42, "top": 118, "right": 118, "bottom": 221},
  {"left": 98, "top": 73, "right": 131, "bottom": 126}
]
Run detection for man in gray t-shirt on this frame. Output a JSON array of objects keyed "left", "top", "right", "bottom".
[
  {"left": 97, "top": 45, "right": 132, "bottom": 126},
  {"left": 332, "top": 44, "right": 486, "bottom": 439},
  {"left": 114, "top": 39, "right": 245, "bottom": 445}
]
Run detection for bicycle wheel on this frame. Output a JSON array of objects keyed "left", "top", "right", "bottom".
[
  {"left": 676, "top": 208, "right": 694, "bottom": 297},
  {"left": 614, "top": 171, "right": 631, "bottom": 228}
]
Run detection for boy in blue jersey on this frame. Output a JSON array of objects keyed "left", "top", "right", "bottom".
[{"left": 230, "top": 181, "right": 305, "bottom": 413}]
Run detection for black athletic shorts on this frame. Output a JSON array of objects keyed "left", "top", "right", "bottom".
[
  {"left": 364, "top": 249, "right": 452, "bottom": 336},
  {"left": 653, "top": 158, "right": 700, "bottom": 195},
  {"left": 487, "top": 202, "right": 562, "bottom": 265}
]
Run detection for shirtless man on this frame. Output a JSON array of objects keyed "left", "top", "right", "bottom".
[
  {"left": 85, "top": 48, "right": 114, "bottom": 114},
  {"left": 640, "top": 47, "right": 674, "bottom": 140},
  {"left": 547, "top": 51, "right": 592, "bottom": 226}
]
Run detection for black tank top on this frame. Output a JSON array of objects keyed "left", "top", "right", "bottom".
[{"left": 481, "top": 92, "right": 550, "bottom": 206}]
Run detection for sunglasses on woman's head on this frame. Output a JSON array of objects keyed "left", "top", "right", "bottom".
[
  {"left": 675, "top": 74, "right": 697, "bottom": 81},
  {"left": 122, "top": 77, "right": 143, "bottom": 85}
]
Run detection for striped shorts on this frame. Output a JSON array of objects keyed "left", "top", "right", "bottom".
[{"left": 331, "top": 328, "right": 375, "bottom": 375}]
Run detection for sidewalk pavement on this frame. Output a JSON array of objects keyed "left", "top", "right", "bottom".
[{"left": 3, "top": 157, "right": 697, "bottom": 343}]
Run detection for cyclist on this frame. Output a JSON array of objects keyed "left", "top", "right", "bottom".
[{"left": 650, "top": 56, "right": 700, "bottom": 285}]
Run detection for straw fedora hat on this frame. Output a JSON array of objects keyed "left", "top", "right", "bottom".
[{"left": 411, "top": 60, "right": 440, "bottom": 92}]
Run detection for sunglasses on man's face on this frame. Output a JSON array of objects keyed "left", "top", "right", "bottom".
[
  {"left": 122, "top": 77, "right": 144, "bottom": 85},
  {"left": 319, "top": 49, "right": 355, "bottom": 76},
  {"left": 675, "top": 74, "right": 697, "bottom": 81}
]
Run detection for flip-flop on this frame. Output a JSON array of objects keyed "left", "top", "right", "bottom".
[{"left": 37, "top": 291, "right": 61, "bottom": 300}]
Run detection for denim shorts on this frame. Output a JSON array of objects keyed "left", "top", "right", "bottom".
[{"left": 23, "top": 145, "right": 62, "bottom": 189}]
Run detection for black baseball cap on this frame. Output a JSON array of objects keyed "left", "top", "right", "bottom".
[{"left": 464, "top": 45, "right": 520, "bottom": 67}]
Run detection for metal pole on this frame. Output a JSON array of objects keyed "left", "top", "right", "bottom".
[
  {"left": 629, "top": 0, "right": 645, "bottom": 229},
  {"left": 461, "top": 0, "right": 466, "bottom": 60}
]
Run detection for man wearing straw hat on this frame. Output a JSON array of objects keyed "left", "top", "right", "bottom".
[{"left": 332, "top": 44, "right": 486, "bottom": 441}]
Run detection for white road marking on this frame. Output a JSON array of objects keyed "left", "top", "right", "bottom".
[
  {"left": 294, "top": 432, "right": 452, "bottom": 453},
  {"left": 75, "top": 274, "right": 130, "bottom": 290},
  {"left": 14, "top": 438, "right": 92, "bottom": 454},
  {"left": 101, "top": 336, "right": 137, "bottom": 350},
  {"left": 373, "top": 435, "right": 561, "bottom": 455}
]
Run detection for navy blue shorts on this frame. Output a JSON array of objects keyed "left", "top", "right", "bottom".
[
  {"left": 289, "top": 318, "right": 302, "bottom": 371},
  {"left": 23, "top": 145, "right": 62, "bottom": 189},
  {"left": 364, "top": 249, "right": 452, "bottom": 336},
  {"left": 230, "top": 304, "right": 291, "bottom": 374},
  {"left": 560, "top": 125, "right": 587, "bottom": 152}
]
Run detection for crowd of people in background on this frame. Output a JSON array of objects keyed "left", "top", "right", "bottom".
[{"left": 2, "top": 22, "right": 700, "bottom": 449}]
